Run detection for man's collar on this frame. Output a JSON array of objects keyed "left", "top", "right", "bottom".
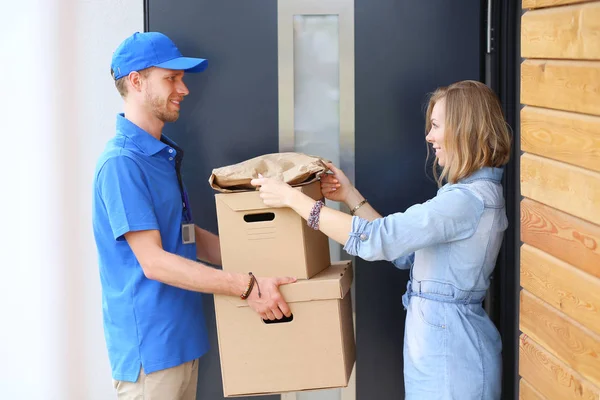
[{"left": 116, "top": 113, "right": 169, "bottom": 156}]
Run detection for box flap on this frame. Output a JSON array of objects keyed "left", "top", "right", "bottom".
[
  {"left": 216, "top": 190, "right": 270, "bottom": 212},
  {"left": 216, "top": 180, "right": 323, "bottom": 212},
  {"left": 227, "top": 260, "right": 352, "bottom": 308}
]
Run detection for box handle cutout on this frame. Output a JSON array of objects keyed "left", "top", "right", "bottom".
[
  {"left": 244, "top": 213, "right": 275, "bottom": 223},
  {"left": 262, "top": 314, "right": 294, "bottom": 324}
]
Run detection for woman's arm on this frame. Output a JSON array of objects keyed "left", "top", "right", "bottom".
[
  {"left": 254, "top": 177, "right": 354, "bottom": 245},
  {"left": 344, "top": 188, "right": 382, "bottom": 221},
  {"left": 343, "top": 187, "right": 484, "bottom": 261},
  {"left": 252, "top": 177, "right": 484, "bottom": 263},
  {"left": 320, "top": 162, "right": 382, "bottom": 221}
]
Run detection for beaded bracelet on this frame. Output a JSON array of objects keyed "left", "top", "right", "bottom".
[
  {"left": 240, "top": 272, "right": 261, "bottom": 299},
  {"left": 307, "top": 200, "right": 325, "bottom": 230}
]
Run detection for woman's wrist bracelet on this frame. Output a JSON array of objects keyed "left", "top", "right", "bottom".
[
  {"left": 350, "top": 199, "right": 368, "bottom": 216},
  {"left": 307, "top": 199, "right": 325, "bottom": 230}
]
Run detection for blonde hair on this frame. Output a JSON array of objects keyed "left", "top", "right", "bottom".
[
  {"left": 112, "top": 68, "right": 153, "bottom": 98},
  {"left": 425, "top": 80, "right": 512, "bottom": 186}
]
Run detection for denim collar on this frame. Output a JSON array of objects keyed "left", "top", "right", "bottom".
[
  {"left": 458, "top": 167, "right": 504, "bottom": 184},
  {"left": 116, "top": 113, "right": 171, "bottom": 156}
]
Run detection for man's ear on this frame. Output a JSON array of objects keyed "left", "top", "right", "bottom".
[{"left": 128, "top": 71, "right": 143, "bottom": 92}]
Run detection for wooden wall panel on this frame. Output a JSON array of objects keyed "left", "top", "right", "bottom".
[
  {"left": 522, "top": 3, "right": 600, "bottom": 59},
  {"left": 519, "top": 334, "right": 600, "bottom": 400},
  {"left": 521, "top": 244, "right": 600, "bottom": 334},
  {"left": 521, "top": 153, "right": 600, "bottom": 225},
  {"left": 519, "top": 379, "right": 548, "bottom": 400},
  {"left": 521, "top": 198, "right": 600, "bottom": 280},
  {"left": 520, "top": 290, "right": 600, "bottom": 387},
  {"left": 521, "top": 60, "right": 600, "bottom": 116},
  {"left": 521, "top": 107, "right": 600, "bottom": 173},
  {"left": 523, "top": 0, "right": 596, "bottom": 9},
  {"left": 520, "top": 0, "right": 600, "bottom": 398}
]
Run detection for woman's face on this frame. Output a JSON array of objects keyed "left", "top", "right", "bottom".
[{"left": 426, "top": 98, "right": 447, "bottom": 166}]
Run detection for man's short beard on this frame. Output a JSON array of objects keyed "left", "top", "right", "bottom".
[{"left": 145, "top": 90, "right": 179, "bottom": 123}]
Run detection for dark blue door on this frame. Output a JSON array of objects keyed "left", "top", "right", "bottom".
[{"left": 146, "top": 1, "right": 483, "bottom": 398}]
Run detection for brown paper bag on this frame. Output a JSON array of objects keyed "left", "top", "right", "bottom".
[{"left": 209, "top": 152, "right": 330, "bottom": 193}]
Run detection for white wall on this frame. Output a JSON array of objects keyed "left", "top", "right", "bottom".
[
  {"left": 0, "top": 3, "right": 356, "bottom": 400},
  {"left": 0, "top": 1, "right": 142, "bottom": 398}
]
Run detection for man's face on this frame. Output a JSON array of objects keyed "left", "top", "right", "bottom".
[{"left": 142, "top": 68, "right": 190, "bottom": 123}]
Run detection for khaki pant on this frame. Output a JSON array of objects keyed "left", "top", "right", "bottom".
[{"left": 113, "top": 359, "right": 199, "bottom": 400}]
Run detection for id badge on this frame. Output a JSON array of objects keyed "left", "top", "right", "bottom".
[{"left": 182, "top": 223, "right": 196, "bottom": 244}]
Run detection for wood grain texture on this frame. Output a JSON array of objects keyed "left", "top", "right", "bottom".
[
  {"left": 521, "top": 60, "right": 600, "bottom": 116},
  {"left": 520, "top": 290, "right": 600, "bottom": 387},
  {"left": 520, "top": 378, "right": 548, "bottom": 400},
  {"left": 521, "top": 107, "right": 600, "bottom": 172},
  {"left": 519, "top": 333, "right": 600, "bottom": 399},
  {"left": 521, "top": 244, "right": 600, "bottom": 335},
  {"left": 521, "top": 199, "right": 600, "bottom": 279},
  {"left": 523, "top": 0, "right": 597, "bottom": 10},
  {"left": 521, "top": 153, "right": 600, "bottom": 225},
  {"left": 522, "top": 3, "right": 600, "bottom": 59}
]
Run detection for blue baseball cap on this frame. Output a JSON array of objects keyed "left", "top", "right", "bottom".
[{"left": 111, "top": 32, "right": 208, "bottom": 80}]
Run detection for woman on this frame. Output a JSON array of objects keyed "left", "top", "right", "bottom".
[{"left": 251, "top": 80, "right": 511, "bottom": 399}]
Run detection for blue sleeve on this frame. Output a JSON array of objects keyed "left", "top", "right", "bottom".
[
  {"left": 96, "top": 155, "right": 159, "bottom": 241},
  {"left": 392, "top": 253, "right": 414, "bottom": 270},
  {"left": 343, "top": 187, "right": 484, "bottom": 262}
]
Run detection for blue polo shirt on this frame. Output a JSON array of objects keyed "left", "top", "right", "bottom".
[{"left": 92, "top": 114, "right": 209, "bottom": 382}]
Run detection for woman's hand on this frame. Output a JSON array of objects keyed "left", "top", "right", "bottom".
[
  {"left": 250, "top": 175, "right": 297, "bottom": 208},
  {"left": 321, "top": 162, "right": 354, "bottom": 203}
]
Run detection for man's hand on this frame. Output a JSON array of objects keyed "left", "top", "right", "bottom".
[{"left": 247, "top": 276, "right": 296, "bottom": 320}]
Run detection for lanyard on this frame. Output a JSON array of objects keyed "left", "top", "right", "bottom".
[
  {"left": 163, "top": 136, "right": 193, "bottom": 223},
  {"left": 175, "top": 157, "right": 193, "bottom": 223}
]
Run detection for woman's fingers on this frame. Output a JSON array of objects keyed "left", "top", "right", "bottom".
[
  {"left": 321, "top": 174, "right": 338, "bottom": 184},
  {"left": 250, "top": 177, "right": 267, "bottom": 187},
  {"left": 325, "top": 162, "right": 341, "bottom": 174}
]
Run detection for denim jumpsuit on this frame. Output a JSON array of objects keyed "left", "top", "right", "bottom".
[{"left": 344, "top": 167, "right": 506, "bottom": 399}]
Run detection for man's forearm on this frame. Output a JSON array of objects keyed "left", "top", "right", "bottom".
[
  {"left": 145, "top": 249, "right": 244, "bottom": 296},
  {"left": 194, "top": 226, "right": 222, "bottom": 266}
]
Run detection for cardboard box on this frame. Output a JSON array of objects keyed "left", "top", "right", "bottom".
[
  {"left": 214, "top": 260, "right": 356, "bottom": 397},
  {"left": 215, "top": 180, "right": 330, "bottom": 279}
]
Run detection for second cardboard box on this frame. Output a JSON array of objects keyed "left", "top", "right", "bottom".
[{"left": 215, "top": 180, "right": 330, "bottom": 279}]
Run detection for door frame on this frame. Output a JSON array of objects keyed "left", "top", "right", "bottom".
[{"left": 486, "top": 1, "right": 520, "bottom": 399}]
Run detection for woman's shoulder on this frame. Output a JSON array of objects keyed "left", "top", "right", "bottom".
[{"left": 442, "top": 179, "right": 504, "bottom": 209}]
